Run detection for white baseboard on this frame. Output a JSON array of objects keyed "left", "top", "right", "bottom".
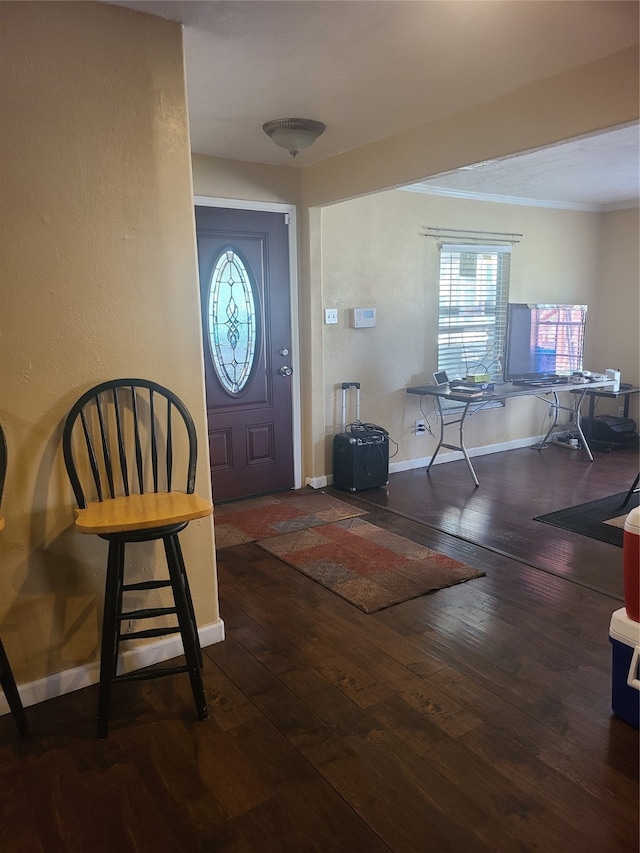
[
  {"left": 0, "top": 618, "right": 225, "bottom": 716},
  {"left": 388, "top": 435, "right": 545, "bottom": 473},
  {"left": 306, "top": 475, "right": 329, "bottom": 489},
  {"left": 321, "top": 436, "right": 545, "bottom": 484}
]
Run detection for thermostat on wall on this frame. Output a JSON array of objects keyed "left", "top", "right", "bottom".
[{"left": 351, "top": 307, "right": 377, "bottom": 328}]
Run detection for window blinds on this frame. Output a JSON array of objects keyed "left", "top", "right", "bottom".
[{"left": 438, "top": 244, "right": 511, "bottom": 379}]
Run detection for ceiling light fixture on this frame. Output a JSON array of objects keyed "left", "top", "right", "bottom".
[{"left": 262, "top": 118, "right": 326, "bottom": 158}]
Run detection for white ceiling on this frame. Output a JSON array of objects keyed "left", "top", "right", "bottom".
[
  {"left": 404, "top": 124, "right": 640, "bottom": 212},
  {"left": 109, "top": 1, "right": 639, "bottom": 210}
]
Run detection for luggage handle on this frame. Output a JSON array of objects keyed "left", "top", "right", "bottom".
[
  {"left": 341, "top": 382, "right": 361, "bottom": 433},
  {"left": 628, "top": 645, "right": 640, "bottom": 691}
]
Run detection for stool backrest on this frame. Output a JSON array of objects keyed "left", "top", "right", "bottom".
[{"left": 63, "top": 379, "right": 199, "bottom": 509}]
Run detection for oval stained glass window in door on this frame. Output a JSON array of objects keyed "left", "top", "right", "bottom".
[{"left": 207, "top": 249, "right": 258, "bottom": 394}]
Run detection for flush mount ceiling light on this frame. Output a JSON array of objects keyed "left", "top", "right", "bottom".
[{"left": 262, "top": 118, "right": 326, "bottom": 158}]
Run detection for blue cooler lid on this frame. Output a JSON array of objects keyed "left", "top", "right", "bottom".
[{"left": 609, "top": 608, "right": 640, "bottom": 645}]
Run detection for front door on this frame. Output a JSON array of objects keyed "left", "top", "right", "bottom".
[{"left": 195, "top": 206, "right": 295, "bottom": 502}]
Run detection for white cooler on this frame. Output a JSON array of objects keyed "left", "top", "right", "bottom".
[{"left": 609, "top": 608, "right": 640, "bottom": 728}]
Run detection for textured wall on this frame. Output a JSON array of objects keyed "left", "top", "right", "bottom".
[
  {"left": 0, "top": 2, "right": 219, "bottom": 686},
  {"left": 319, "top": 189, "right": 637, "bottom": 471}
]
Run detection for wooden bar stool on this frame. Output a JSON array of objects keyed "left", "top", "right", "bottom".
[
  {"left": 0, "top": 424, "right": 29, "bottom": 738},
  {"left": 62, "top": 379, "right": 213, "bottom": 738}
]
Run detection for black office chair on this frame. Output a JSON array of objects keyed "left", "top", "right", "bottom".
[
  {"left": 62, "top": 379, "right": 213, "bottom": 738},
  {"left": 0, "top": 423, "right": 29, "bottom": 738}
]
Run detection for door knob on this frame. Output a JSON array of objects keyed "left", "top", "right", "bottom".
[{"left": 279, "top": 365, "right": 293, "bottom": 377}]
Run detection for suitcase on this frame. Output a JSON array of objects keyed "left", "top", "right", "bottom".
[{"left": 333, "top": 382, "right": 389, "bottom": 492}]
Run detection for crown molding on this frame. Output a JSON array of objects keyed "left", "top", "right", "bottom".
[{"left": 402, "top": 184, "right": 599, "bottom": 211}]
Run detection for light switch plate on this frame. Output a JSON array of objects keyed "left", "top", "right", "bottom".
[{"left": 324, "top": 308, "right": 338, "bottom": 325}]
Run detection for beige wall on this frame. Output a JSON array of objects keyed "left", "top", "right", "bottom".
[
  {"left": 192, "top": 153, "right": 300, "bottom": 207},
  {"left": 592, "top": 207, "right": 640, "bottom": 404},
  {"left": 0, "top": 3, "right": 219, "bottom": 687},
  {"left": 319, "top": 191, "right": 639, "bottom": 473}
]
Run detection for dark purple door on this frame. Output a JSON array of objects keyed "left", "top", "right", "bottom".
[{"left": 195, "top": 206, "right": 294, "bottom": 502}]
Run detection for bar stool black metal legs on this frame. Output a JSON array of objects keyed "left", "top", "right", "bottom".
[
  {"left": 95, "top": 527, "right": 208, "bottom": 739},
  {"left": 0, "top": 422, "right": 29, "bottom": 738},
  {"left": 0, "top": 639, "right": 29, "bottom": 738},
  {"left": 621, "top": 473, "right": 640, "bottom": 509}
]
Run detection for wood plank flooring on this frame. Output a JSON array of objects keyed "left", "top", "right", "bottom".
[
  {"left": 327, "top": 443, "right": 638, "bottom": 599},
  {"left": 1, "top": 444, "right": 638, "bottom": 852}
]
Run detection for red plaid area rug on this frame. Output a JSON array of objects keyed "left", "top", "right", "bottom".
[
  {"left": 257, "top": 516, "right": 484, "bottom": 613},
  {"left": 214, "top": 491, "right": 367, "bottom": 550}
]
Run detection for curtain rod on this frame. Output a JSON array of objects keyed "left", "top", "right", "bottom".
[{"left": 423, "top": 226, "right": 522, "bottom": 244}]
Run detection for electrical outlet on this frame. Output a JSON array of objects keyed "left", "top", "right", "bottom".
[
  {"left": 618, "top": 406, "right": 625, "bottom": 418},
  {"left": 415, "top": 419, "right": 426, "bottom": 435}
]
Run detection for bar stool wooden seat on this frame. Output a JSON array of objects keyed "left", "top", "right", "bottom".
[
  {"left": 0, "top": 424, "right": 29, "bottom": 738},
  {"left": 62, "top": 379, "right": 213, "bottom": 738}
]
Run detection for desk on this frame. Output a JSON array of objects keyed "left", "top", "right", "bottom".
[
  {"left": 406, "top": 379, "right": 615, "bottom": 486},
  {"left": 570, "top": 386, "right": 640, "bottom": 441}
]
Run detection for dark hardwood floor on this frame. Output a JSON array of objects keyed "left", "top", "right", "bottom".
[
  {"left": 1, "top": 444, "right": 638, "bottom": 852},
  {"left": 327, "top": 442, "right": 640, "bottom": 600}
]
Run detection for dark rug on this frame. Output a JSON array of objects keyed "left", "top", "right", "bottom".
[
  {"left": 257, "top": 516, "right": 484, "bottom": 613},
  {"left": 534, "top": 491, "right": 639, "bottom": 546},
  {"left": 214, "top": 491, "right": 367, "bottom": 549}
]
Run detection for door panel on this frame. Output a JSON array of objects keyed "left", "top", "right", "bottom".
[{"left": 196, "top": 206, "right": 294, "bottom": 502}]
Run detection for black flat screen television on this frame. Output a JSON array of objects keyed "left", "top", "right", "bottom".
[{"left": 503, "top": 303, "right": 588, "bottom": 381}]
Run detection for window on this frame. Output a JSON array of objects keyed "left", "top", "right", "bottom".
[
  {"left": 207, "top": 248, "right": 258, "bottom": 394},
  {"left": 437, "top": 243, "right": 511, "bottom": 379}
]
